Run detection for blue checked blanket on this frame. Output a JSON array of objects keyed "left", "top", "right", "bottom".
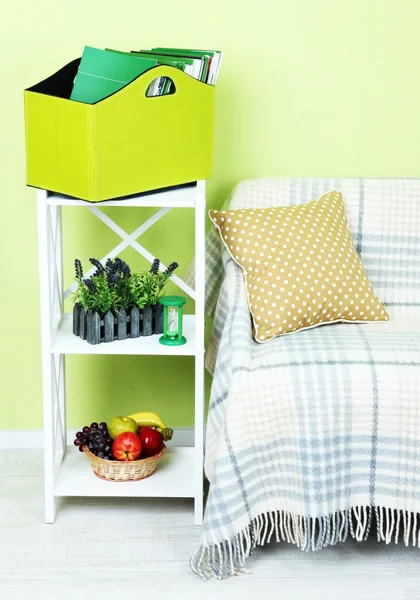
[{"left": 190, "top": 178, "right": 420, "bottom": 579}]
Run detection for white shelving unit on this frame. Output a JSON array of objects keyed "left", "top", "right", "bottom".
[{"left": 37, "top": 182, "right": 206, "bottom": 525}]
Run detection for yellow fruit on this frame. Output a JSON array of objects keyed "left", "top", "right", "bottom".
[{"left": 127, "top": 411, "right": 173, "bottom": 441}]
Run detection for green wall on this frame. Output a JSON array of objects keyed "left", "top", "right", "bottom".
[{"left": 1, "top": 0, "right": 420, "bottom": 430}]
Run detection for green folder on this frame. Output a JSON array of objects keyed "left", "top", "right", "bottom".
[
  {"left": 107, "top": 49, "right": 194, "bottom": 95},
  {"left": 70, "top": 46, "right": 157, "bottom": 104},
  {"left": 154, "top": 50, "right": 209, "bottom": 83},
  {"left": 131, "top": 52, "right": 193, "bottom": 94},
  {"left": 153, "top": 47, "right": 217, "bottom": 83},
  {"left": 133, "top": 50, "right": 194, "bottom": 68}
]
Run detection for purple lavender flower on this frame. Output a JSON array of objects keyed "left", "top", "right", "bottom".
[
  {"left": 84, "top": 278, "right": 96, "bottom": 292},
  {"left": 106, "top": 260, "right": 117, "bottom": 285},
  {"left": 164, "top": 262, "right": 179, "bottom": 276},
  {"left": 121, "top": 263, "right": 131, "bottom": 278},
  {"left": 114, "top": 258, "right": 131, "bottom": 278},
  {"left": 150, "top": 258, "right": 160, "bottom": 275},
  {"left": 89, "top": 257, "right": 105, "bottom": 276},
  {"left": 74, "top": 258, "right": 83, "bottom": 280}
]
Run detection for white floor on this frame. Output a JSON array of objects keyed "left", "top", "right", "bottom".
[{"left": 1, "top": 450, "right": 419, "bottom": 600}]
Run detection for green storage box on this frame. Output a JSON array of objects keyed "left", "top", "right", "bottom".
[{"left": 24, "top": 59, "right": 215, "bottom": 202}]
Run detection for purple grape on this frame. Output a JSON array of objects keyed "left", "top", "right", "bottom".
[
  {"left": 74, "top": 439, "right": 82, "bottom": 447},
  {"left": 102, "top": 430, "right": 109, "bottom": 438},
  {"left": 75, "top": 431, "right": 83, "bottom": 439},
  {"left": 78, "top": 445, "right": 85, "bottom": 452},
  {"left": 83, "top": 426, "right": 90, "bottom": 434},
  {"left": 105, "top": 437, "right": 113, "bottom": 444},
  {"left": 97, "top": 451, "right": 105, "bottom": 459},
  {"left": 90, "top": 422, "right": 98, "bottom": 430},
  {"left": 104, "top": 445, "right": 111, "bottom": 453},
  {"left": 99, "top": 422, "right": 107, "bottom": 430}
]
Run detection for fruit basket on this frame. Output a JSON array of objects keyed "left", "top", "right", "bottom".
[{"left": 83, "top": 444, "right": 167, "bottom": 482}]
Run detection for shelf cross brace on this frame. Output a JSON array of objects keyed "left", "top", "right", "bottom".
[{"left": 63, "top": 207, "right": 196, "bottom": 301}]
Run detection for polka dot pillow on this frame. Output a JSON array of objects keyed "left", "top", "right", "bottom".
[{"left": 209, "top": 190, "right": 390, "bottom": 343}]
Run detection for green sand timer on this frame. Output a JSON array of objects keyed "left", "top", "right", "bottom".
[{"left": 159, "top": 296, "right": 187, "bottom": 346}]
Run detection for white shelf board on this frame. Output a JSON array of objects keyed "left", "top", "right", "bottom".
[
  {"left": 46, "top": 184, "right": 197, "bottom": 208},
  {"left": 51, "top": 314, "right": 196, "bottom": 355},
  {"left": 55, "top": 446, "right": 196, "bottom": 498}
]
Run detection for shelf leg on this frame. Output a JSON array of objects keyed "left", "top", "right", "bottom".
[
  {"left": 43, "top": 353, "right": 58, "bottom": 524},
  {"left": 37, "top": 193, "right": 65, "bottom": 524},
  {"left": 194, "top": 493, "right": 204, "bottom": 526},
  {"left": 45, "top": 446, "right": 57, "bottom": 524},
  {"left": 45, "top": 501, "right": 56, "bottom": 525},
  {"left": 55, "top": 203, "right": 67, "bottom": 459},
  {"left": 194, "top": 181, "right": 206, "bottom": 526}
]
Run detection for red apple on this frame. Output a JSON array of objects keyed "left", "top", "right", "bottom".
[
  {"left": 139, "top": 427, "right": 164, "bottom": 458},
  {"left": 112, "top": 432, "right": 142, "bottom": 461}
]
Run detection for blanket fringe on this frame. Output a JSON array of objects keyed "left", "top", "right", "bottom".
[{"left": 190, "top": 506, "right": 420, "bottom": 580}]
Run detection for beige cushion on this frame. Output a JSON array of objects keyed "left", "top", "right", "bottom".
[{"left": 209, "top": 190, "right": 390, "bottom": 343}]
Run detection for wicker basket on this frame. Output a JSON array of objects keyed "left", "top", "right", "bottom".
[{"left": 83, "top": 444, "right": 167, "bottom": 481}]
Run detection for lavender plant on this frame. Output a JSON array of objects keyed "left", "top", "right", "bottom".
[
  {"left": 73, "top": 257, "right": 179, "bottom": 314},
  {"left": 105, "top": 257, "right": 132, "bottom": 309},
  {"left": 129, "top": 272, "right": 160, "bottom": 309},
  {"left": 74, "top": 258, "right": 119, "bottom": 313},
  {"left": 156, "top": 262, "right": 179, "bottom": 291},
  {"left": 129, "top": 260, "right": 179, "bottom": 309}
]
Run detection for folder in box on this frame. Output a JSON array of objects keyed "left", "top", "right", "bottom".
[{"left": 70, "top": 46, "right": 157, "bottom": 104}]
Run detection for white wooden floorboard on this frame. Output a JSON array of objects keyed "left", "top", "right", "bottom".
[{"left": 0, "top": 449, "right": 419, "bottom": 600}]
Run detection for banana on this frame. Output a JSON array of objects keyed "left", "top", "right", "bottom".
[{"left": 127, "top": 411, "right": 173, "bottom": 441}]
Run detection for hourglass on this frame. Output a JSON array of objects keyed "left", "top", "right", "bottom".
[{"left": 159, "top": 296, "right": 187, "bottom": 346}]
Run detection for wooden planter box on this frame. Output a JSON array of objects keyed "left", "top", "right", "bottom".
[{"left": 73, "top": 303, "right": 164, "bottom": 345}]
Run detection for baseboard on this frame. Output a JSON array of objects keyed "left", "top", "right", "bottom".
[{"left": 0, "top": 427, "right": 195, "bottom": 449}]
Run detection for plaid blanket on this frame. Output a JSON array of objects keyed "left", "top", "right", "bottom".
[{"left": 190, "top": 178, "right": 420, "bottom": 579}]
